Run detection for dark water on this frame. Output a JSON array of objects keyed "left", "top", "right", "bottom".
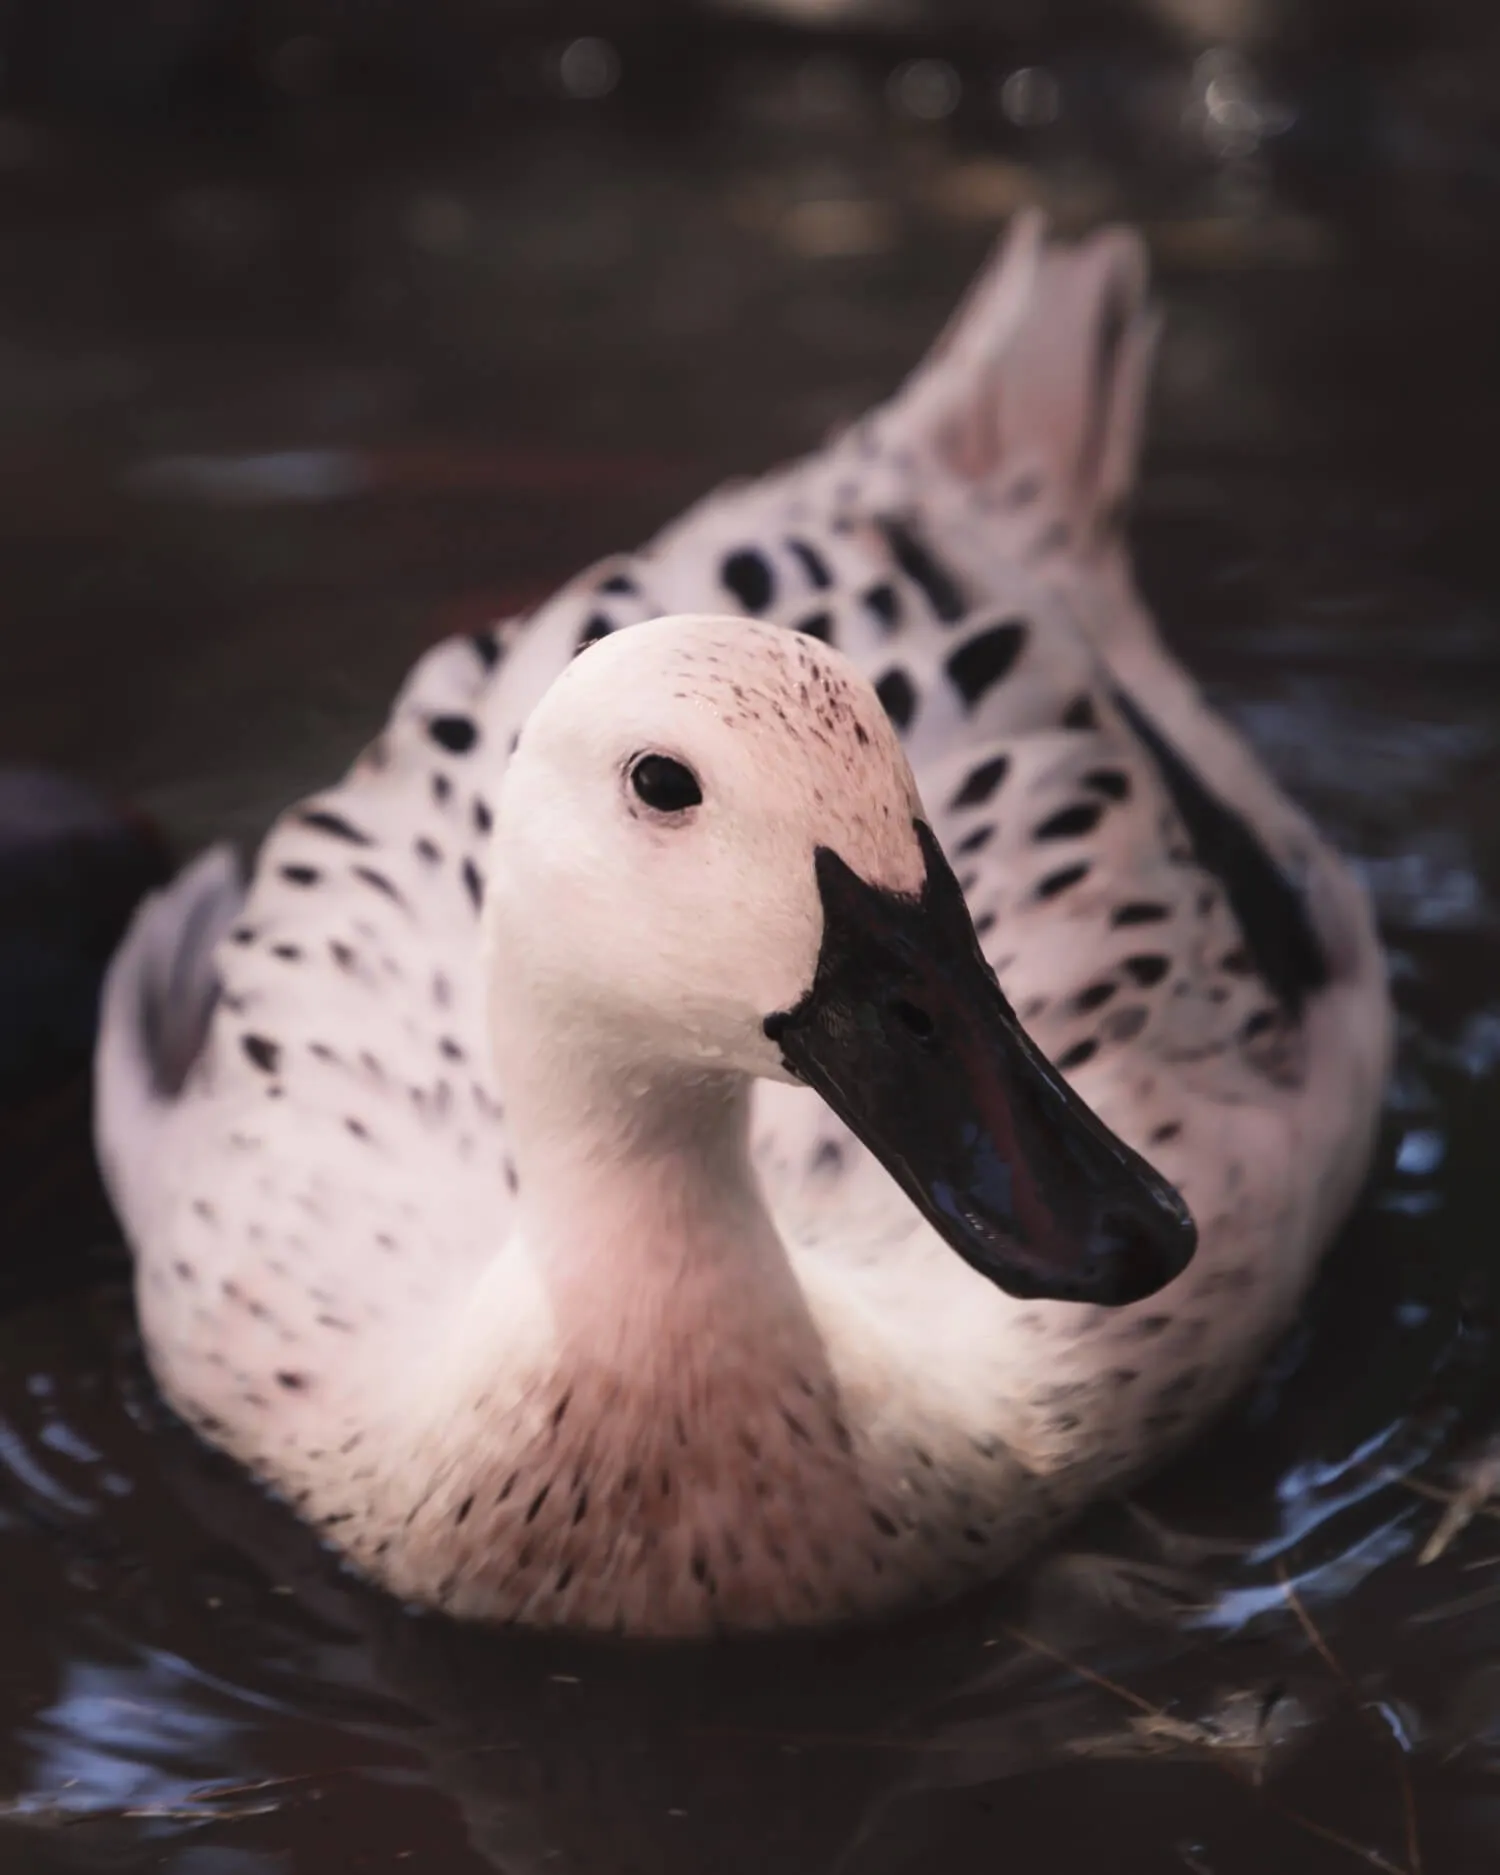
[{"left": 3, "top": 28, "right": 1500, "bottom": 1875}]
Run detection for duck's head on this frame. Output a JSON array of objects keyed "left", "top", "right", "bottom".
[{"left": 488, "top": 615, "right": 1195, "bottom": 1307}]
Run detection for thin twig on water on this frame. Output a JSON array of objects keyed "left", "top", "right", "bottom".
[
  {"left": 1000, "top": 1617, "right": 1412, "bottom": 1875},
  {"left": 1275, "top": 1564, "right": 1422, "bottom": 1875}
]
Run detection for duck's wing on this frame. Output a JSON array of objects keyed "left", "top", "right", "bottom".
[
  {"left": 95, "top": 623, "right": 527, "bottom": 1283},
  {"left": 96, "top": 843, "right": 246, "bottom": 1245}
]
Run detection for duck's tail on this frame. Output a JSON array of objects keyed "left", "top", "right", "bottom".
[
  {"left": 876, "top": 208, "right": 1161, "bottom": 565},
  {"left": 94, "top": 844, "right": 243, "bottom": 1243}
]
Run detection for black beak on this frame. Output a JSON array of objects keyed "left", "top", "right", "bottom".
[{"left": 764, "top": 822, "right": 1197, "bottom": 1307}]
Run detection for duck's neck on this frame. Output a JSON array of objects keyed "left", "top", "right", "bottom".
[
  {"left": 492, "top": 1001, "right": 827, "bottom": 1389},
  {"left": 446, "top": 1002, "right": 886, "bottom": 1628}
]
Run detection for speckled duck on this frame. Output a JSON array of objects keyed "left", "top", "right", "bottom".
[{"left": 95, "top": 212, "right": 1391, "bottom": 1636}]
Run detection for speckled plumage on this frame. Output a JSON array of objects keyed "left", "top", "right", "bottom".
[{"left": 95, "top": 213, "right": 1391, "bottom": 1635}]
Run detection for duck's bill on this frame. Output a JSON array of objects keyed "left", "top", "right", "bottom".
[{"left": 764, "top": 822, "right": 1197, "bottom": 1308}]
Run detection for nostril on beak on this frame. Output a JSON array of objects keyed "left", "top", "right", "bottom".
[
  {"left": 887, "top": 996, "right": 936, "bottom": 1041},
  {"left": 1088, "top": 1201, "right": 1195, "bottom": 1306}
]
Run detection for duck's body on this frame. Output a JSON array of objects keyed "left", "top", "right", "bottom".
[{"left": 96, "top": 215, "right": 1390, "bottom": 1635}]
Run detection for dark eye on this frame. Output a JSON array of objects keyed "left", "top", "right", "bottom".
[{"left": 630, "top": 754, "right": 702, "bottom": 813}]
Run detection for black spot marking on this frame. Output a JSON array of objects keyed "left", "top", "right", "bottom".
[
  {"left": 242, "top": 1035, "right": 281, "bottom": 1074},
  {"left": 462, "top": 858, "right": 484, "bottom": 911},
  {"left": 353, "top": 866, "right": 406, "bottom": 906},
  {"left": 862, "top": 582, "right": 900, "bottom": 630},
  {"left": 721, "top": 548, "right": 775, "bottom": 613},
  {"left": 1074, "top": 980, "right": 1118, "bottom": 1013},
  {"left": 950, "top": 754, "right": 1009, "bottom": 811},
  {"left": 473, "top": 797, "right": 492, "bottom": 836},
  {"left": 1133, "top": 1313, "right": 1172, "bottom": 1339},
  {"left": 1113, "top": 900, "right": 1170, "bottom": 927},
  {"left": 879, "top": 517, "right": 966, "bottom": 622},
  {"left": 432, "top": 773, "right": 453, "bottom": 805},
  {"left": 1123, "top": 953, "right": 1170, "bottom": 988},
  {"left": 1242, "top": 1008, "right": 1277, "bottom": 1041},
  {"left": 796, "top": 611, "right": 834, "bottom": 644},
  {"left": 576, "top": 615, "right": 612, "bottom": 652},
  {"left": 1062, "top": 695, "right": 1098, "bottom": 732},
  {"left": 414, "top": 837, "right": 441, "bottom": 864},
  {"left": 946, "top": 620, "right": 1027, "bottom": 709},
  {"left": 600, "top": 572, "right": 638, "bottom": 596},
  {"left": 1156, "top": 1366, "right": 1204, "bottom": 1404},
  {"left": 1083, "top": 768, "right": 1131, "bottom": 802},
  {"left": 428, "top": 715, "right": 479, "bottom": 755},
  {"left": 1101, "top": 1004, "right": 1148, "bottom": 1044},
  {"left": 1034, "top": 801, "right": 1104, "bottom": 842},
  {"left": 974, "top": 909, "right": 997, "bottom": 937},
  {"left": 1056, "top": 1037, "right": 1098, "bottom": 1072},
  {"left": 1111, "top": 686, "right": 1328, "bottom": 1015},
  {"left": 470, "top": 629, "right": 501, "bottom": 670},
  {"left": 1221, "top": 946, "right": 1253, "bottom": 975},
  {"left": 870, "top": 1507, "right": 900, "bottom": 1538},
  {"left": 344, "top": 1116, "right": 371, "bottom": 1142},
  {"left": 875, "top": 668, "right": 916, "bottom": 732},
  {"left": 1149, "top": 1121, "right": 1182, "bottom": 1146},
  {"left": 231, "top": 926, "right": 256, "bottom": 946},
  {"left": 1036, "top": 862, "right": 1091, "bottom": 900},
  {"left": 279, "top": 864, "right": 319, "bottom": 888},
  {"left": 300, "top": 808, "right": 372, "bottom": 845},
  {"left": 275, "top": 1371, "right": 308, "bottom": 1391},
  {"left": 456, "top": 1494, "right": 474, "bottom": 1525},
  {"left": 1007, "top": 471, "right": 1043, "bottom": 507},
  {"left": 787, "top": 538, "right": 832, "bottom": 589},
  {"left": 330, "top": 941, "right": 358, "bottom": 973},
  {"left": 271, "top": 943, "right": 301, "bottom": 962},
  {"left": 955, "top": 824, "right": 994, "bottom": 857}
]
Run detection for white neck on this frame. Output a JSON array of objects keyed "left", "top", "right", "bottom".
[{"left": 490, "top": 991, "right": 822, "bottom": 1380}]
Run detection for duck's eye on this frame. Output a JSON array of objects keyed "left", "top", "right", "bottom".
[{"left": 630, "top": 754, "right": 703, "bottom": 813}]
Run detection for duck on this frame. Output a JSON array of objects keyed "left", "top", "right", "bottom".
[{"left": 93, "top": 210, "right": 1392, "bottom": 1637}]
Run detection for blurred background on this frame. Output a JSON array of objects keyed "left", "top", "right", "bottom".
[
  {"left": 3, "top": 5, "right": 1500, "bottom": 1875},
  {"left": 1, "top": 0, "right": 1499, "bottom": 852}
]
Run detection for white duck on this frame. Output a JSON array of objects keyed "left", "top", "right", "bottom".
[{"left": 95, "top": 212, "right": 1391, "bottom": 1637}]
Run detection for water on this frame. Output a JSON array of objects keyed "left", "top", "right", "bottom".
[{"left": 1, "top": 32, "right": 1500, "bottom": 1875}]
